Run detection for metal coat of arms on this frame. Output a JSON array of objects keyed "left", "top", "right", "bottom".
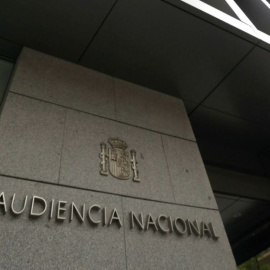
[{"left": 99, "top": 138, "right": 140, "bottom": 182}]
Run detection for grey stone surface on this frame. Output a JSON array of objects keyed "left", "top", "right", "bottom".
[
  {"left": 59, "top": 109, "right": 175, "bottom": 203},
  {"left": 122, "top": 197, "right": 237, "bottom": 270},
  {"left": 0, "top": 93, "right": 65, "bottom": 183},
  {"left": 162, "top": 135, "right": 218, "bottom": 209},
  {"left": 10, "top": 48, "right": 116, "bottom": 119},
  {"left": 0, "top": 176, "right": 126, "bottom": 270},
  {"left": 114, "top": 78, "right": 195, "bottom": 141}
]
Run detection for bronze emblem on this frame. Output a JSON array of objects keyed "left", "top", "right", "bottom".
[{"left": 100, "top": 138, "right": 140, "bottom": 182}]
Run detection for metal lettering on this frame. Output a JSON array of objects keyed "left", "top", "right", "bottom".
[
  {"left": 70, "top": 202, "right": 85, "bottom": 223},
  {"left": 168, "top": 216, "right": 174, "bottom": 232},
  {"left": 49, "top": 199, "right": 54, "bottom": 219},
  {"left": 130, "top": 211, "right": 144, "bottom": 230},
  {"left": 88, "top": 205, "right": 101, "bottom": 225},
  {"left": 57, "top": 201, "right": 67, "bottom": 220},
  {"left": 30, "top": 196, "right": 47, "bottom": 217},
  {"left": 157, "top": 215, "right": 170, "bottom": 233},
  {"left": 208, "top": 222, "right": 220, "bottom": 239},
  {"left": 174, "top": 218, "right": 187, "bottom": 235},
  {"left": 11, "top": 194, "right": 28, "bottom": 215},
  {"left": 0, "top": 190, "right": 221, "bottom": 241},
  {"left": 145, "top": 214, "right": 158, "bottom": 231},
  {"left": 200, "top": 222, "right": 211, "bottom": 237},
  {"left": 186, "top": 219, "right": 200, "bottom": 236},
  {"left": 108, "top": 208, "right": 122, "bottom": 227},
  {"left": 103, "top": 207, "right": 107, "bottom": 226},
  {"left": 0, "top": 192, "right": 7, "bottom": 213}
]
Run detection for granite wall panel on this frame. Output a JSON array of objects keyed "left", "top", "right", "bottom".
[
  {"left": 10, "top": 48, "right": 116, "bottom": 119},
  {"left": 122, "top": 197, "right": 236, "bottom": 270},
  {"left": 161, "top": 135, "right": 217, "bottom": 209},
  {"left": 0, "top": 176, "right": 126, "bottom": 270},
  {"left": 114, "top": 78, "right": 195, "bottom": 140},
  {"left": 0, "top": 93, "right": 65, "bottom": 183},
  {"left": 9, "top": 48, "right": 194, "bottom": 141},
  {"left": 0, "top": 176, "right": 236, "bottom": 270}
]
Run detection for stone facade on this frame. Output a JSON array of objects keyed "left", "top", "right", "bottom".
[{"left": 0, "top": 48, "right": 237, "bottom": 269}]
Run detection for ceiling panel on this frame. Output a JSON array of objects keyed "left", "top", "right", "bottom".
[
  {"left": 200, "top": 140, "right": 265, "bottom": 175},
  {"left": 220, "top": 199, "right": 270, "bottom": 243},
  {"left": 0, "top": 0, "right": 117, "bottom": 61},
  {"left": 215, "top": 194, "right": 238, "bottom": 212},
  {"left": 190, "top": 106, "right": 270, "bottom": 152},
  {"left": 214, "top": 194, "right": 270, "bottom": 265},
  {"left": 203, "top": 47, "right": 270, "bottom": 126},
  {"left": 260, "top": 153, "right": 270, "bottom": 176},
  {"left": 208, "top": 165, "right": 270, "bottom": 200},
  {"left": 80, "top": 0, "right": 254, "bottom": 102},
  {"left": 0, "top": 39, "right": 22, "bottom": 61}
]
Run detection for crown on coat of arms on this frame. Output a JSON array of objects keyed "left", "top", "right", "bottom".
[{"left": 108, "top": 138, "right": 128, "bottom": 150}]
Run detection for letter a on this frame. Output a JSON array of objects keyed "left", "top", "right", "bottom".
[{"left": 0, "top": 192, "right": 7, "bottom": 213}]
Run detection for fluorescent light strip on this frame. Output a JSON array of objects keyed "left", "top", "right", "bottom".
[
  {"left": 178, "top": 0, "right": 270, "bottom": 45},
  {"left": 178, "top": 0, "right": 258, "bottom": 37},
  {"left": 257, "top": 29, "right": 270, "bottom": 44},
  {"left": 261, "top": 0, "right": 270, "bottom": 10},
  {"left": 226, "top": 0, "right": 270, "bottom": 45},
  {"left": 225, "top": 0, "right": 256, "bottom": 26}
]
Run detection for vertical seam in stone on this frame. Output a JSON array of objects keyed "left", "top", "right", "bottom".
[
  {"left": 160, "top": 134, "right": 177, "bottom": 203},
  {"left": 121, "top": 196, "right": 129, "bottom": 270},
  {"left": 113, "top": 77, "right": 118, "bottom": 120},
  {"left": 57, "top": 109, "right": 67, "bottom": 185}
]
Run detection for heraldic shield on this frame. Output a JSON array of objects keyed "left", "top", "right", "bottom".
[
  {"left": 108, "top": 140, "right": 130, "bottom": 180},
  {"left": 99, "top": 138, "right": 140, "bottom": 182}
]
